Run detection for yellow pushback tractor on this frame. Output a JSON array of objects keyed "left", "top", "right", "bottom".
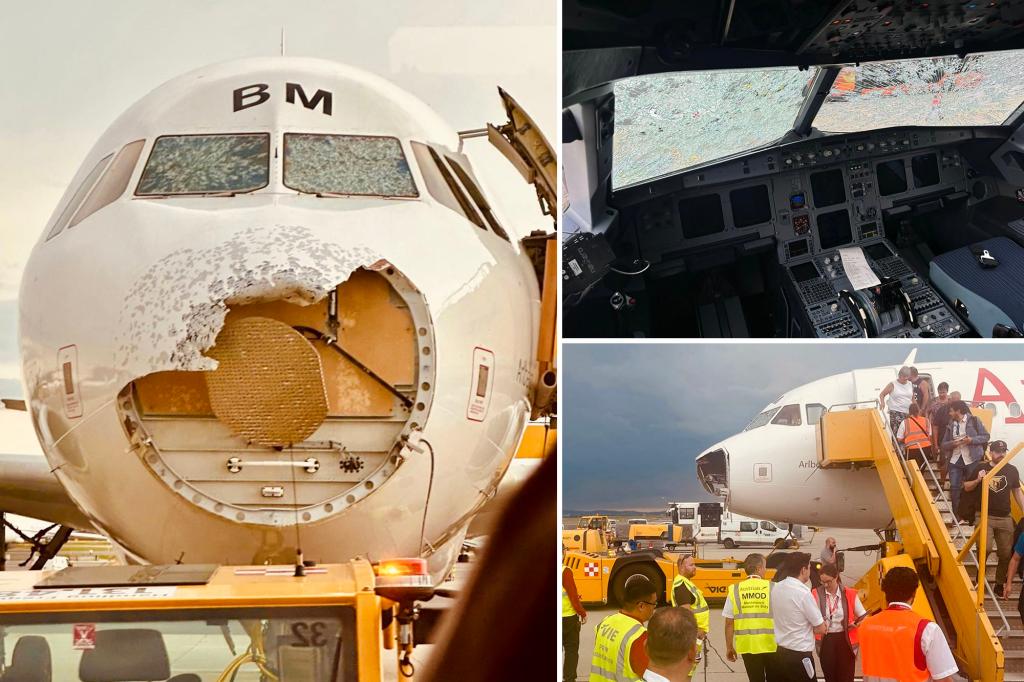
[{"left": 563, "top": 527, "right": 780, "bottom": 605}]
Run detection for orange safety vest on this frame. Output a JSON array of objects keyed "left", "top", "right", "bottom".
[
  {"left": 859, "top": 605, "right": 931, "bottom": 682},
  {"left": 812, "top": 585, "right": 860, "bottom": 647},
  {"left": 902, "top": 416, "right": 931, "bottom": 449}
]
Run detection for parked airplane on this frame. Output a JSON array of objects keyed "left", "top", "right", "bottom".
[
  {"left": 0, "top": 57, "right": 555, "bottom": 582},
  {"left": 696, "top": 351, "right": 1024, "bottom": 529}
]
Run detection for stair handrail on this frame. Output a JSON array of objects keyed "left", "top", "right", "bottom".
[{"left": 879, "top": 406, "right": 1012, "bottom": 635}]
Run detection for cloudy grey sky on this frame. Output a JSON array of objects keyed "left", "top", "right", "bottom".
[
  {"left": 564, "top": 342, "right": 1024, "bottom": 511},
  {"left": 0, "top": 0, "right": 555, "bottom": 397}
]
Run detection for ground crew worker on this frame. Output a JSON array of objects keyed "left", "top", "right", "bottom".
[
  {"left": 643, "top": 607, "right": 698, "bottom": 682},
  {"left": 897, "top": 403, "right": 932, "bottom": 468},
  {"left": 859, "top": 566, "right": 957, "bottom": 682},
  {"left": 770, "top": 552, "right": 826, "bottom": 680},
  {"left": 564, "top": 545, "right": 588, "bottom": 682},
  {"left": 672, "top": 555, "right": 709, "bottom": 677},
  {"left": 590, "top": 574, "right": 657, "bottom": 682},
  {"left": 723, "top": 553, "right": 777, "bottom": 682},
  {"left": 812, "top": 563, "right": 866, "bottom": 682}
]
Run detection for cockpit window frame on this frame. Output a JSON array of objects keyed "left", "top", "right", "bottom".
[
  {"left": 410, "top": 142, "right": 487, "bottom": 230},
  {"left": 282, "top": 133, "right": 419, "bottom": 199},
  {"left": 46, "top": 153, "right": 114, "bottom": 241},
  {"left": 771, "top": 404, "right": 803, "bottom": 426},
  {"left": 743, "top": 406, "right": 782, "bottom": 431},
  {"left": 134, "top": 132, "right": 271, "bottom": 197},
  {"left": 69, "top": 139, "right": 146, "bottom": 228}
]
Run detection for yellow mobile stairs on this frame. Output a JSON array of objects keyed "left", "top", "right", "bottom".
[{"left": 819, "top": 405, "right": 1022, "bottom": 681}]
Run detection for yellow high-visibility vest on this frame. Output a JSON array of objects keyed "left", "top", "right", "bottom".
[
  {"left": 731, "top": 576, "right": 777, "bottom": 655},
  {"left": 672, "top": 575, "right": 710, "bottom": 632},
  {"left": 589, "top": 612, "right": 645, "bottom": 682},
  {"left": 673, "top": 574, "right": 709, "bottom": 675}
]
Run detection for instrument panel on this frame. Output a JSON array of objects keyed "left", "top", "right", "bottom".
[{"left": 623, "top": 128, "right": 983, "bottom": 338}]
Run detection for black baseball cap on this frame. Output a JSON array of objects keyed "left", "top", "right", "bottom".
[{"left": 990, "top": 440, "right": 1008, "bottom": 453}]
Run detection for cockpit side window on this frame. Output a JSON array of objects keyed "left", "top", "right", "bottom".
[
  {"left": 743, "top": 406, "right": 782, "bottom": 431},
  {"left": 410, "top": 142, "right": 486, "bottom": 229},
  {"left": 46, "top": 153, "right": 114, "bottom": 241},
  {"left": 283, "top": 134, "right": 418, "bottom": 198},
  {"left": 806, "top": 403, "right": 826, "bottom": 426},
  {"left": 771, "top": 404, "right": 802, "bottom": 426},
  {"left": 443, "top": 154, "right": 511, "bottom": 241},
  {"left": 136, "top": 133, "right": 270, "bottom": 196},
  {"left": 69, "top": 140, "right": 146, "bottom": 228}
]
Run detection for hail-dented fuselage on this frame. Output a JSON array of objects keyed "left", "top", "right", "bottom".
[{"left": 18, "top": 57, "right": 540, "bottom": 581}]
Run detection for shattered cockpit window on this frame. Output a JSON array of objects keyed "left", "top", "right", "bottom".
[
  {"left": 613, "top": 68, "right": 812, "bottom": 188},
  {"left": 136, "top": 134, "right": 269, "bottom": 195},
  {"left": 284, "top": 134, "right": 419, "bottom": 198},
  {"left": 814, "top": 51, "right": 1024, "bottom": 133}
]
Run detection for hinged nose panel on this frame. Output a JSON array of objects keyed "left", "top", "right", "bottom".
[{"left": 118, "top": 265, "right": 435, "bottom": 527}]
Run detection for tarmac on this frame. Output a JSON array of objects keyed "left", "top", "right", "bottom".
[{"left": 566, "top": 527, "right": 881, "bottom": 681}]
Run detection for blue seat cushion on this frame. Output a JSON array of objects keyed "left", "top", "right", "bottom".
[{"left": 930, "top": 236, "right": 1024, "bottom": 336}]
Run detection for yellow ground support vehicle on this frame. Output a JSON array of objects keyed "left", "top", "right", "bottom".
[
  {"left": 627, "top": 523, "right": 689, "bottom": 546},
  {"left": 562, "top": 515, "right": 613, "bottom": 552},
  {"left": 564, "top": 548, "right": 779, "bottom": 606},
  {"left": 0, "top": 559, "right": 434, "bottom": 681}
]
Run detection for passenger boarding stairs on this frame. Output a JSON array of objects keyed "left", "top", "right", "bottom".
[{"left": 819, "top": 407, "right": 1019, "bottom": 681}]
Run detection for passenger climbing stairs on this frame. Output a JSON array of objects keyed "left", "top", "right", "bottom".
[{"left": 819, "top": 406, "right": 1020, "bottom": 681}]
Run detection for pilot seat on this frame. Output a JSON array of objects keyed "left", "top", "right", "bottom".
[
  {"left": 79, "top": 628, "right": 199, "bottom": 682},
  {"left": 929, "top": 236, "right": 1024, "bottom": 337}
]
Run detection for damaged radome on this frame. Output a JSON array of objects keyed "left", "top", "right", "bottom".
[{"left": 114, "top": 233, "right": 436, "bottom": 527}]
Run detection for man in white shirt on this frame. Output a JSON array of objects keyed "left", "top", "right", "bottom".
[
  {"left": 642, "top": 607, "right": 698, "bottom": 682},
  {"left": 770, "top": 552, "right": 827, "bottom": 680}
]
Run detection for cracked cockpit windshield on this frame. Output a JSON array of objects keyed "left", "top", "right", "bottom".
[
  {"left": 814, "top": 50, "right": 1024, "bottom": 133},
  {"left": 612, "top": 67, "right": 814, "bottom": 189}
]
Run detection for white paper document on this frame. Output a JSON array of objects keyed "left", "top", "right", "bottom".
[{"left": 838, "top": 247, "right": 881, "bottom": 291}]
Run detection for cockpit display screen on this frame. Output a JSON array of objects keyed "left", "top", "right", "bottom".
[
  {"left": 877, "top": 160, "right": 908, "bottom": 196},
  {"left": 730, "top": 185, "right": 771, "bottom": 227},
  {"left": 817, "top": 209, "right": 853, "bottom": 250},
  {"left": 912, "top": 153, "right": 940, "bottom": 188},
  {"left": 810, "top": 169, "right": 846, "bottom": 208},
  {"left": 790, "top": 261, "right": 820, "bottom": 283},
  {"left": 865, "top": 242, "right": 892, "bottom": 261},
  {"left": 679, "top": 194, "right": 725, "bottom": 238}
]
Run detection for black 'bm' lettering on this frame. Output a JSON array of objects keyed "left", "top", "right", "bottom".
[
  {"left": 233, "top": 84, "right": 270, "bottom": 112},
  {"left": 286, "top": 82, "right": 333, "bottom": 115}
]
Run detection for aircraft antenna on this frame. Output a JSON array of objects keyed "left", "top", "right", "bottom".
[{"left": 280, "top": 27, "right": 286, "bottom": 57}]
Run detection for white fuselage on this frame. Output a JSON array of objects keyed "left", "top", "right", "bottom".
[
  {"left": 18, "top": 58, "right": 541, "bottom": 581},
  {"left": 697, "top": 361, "right": 1024, "bottom": 529}
]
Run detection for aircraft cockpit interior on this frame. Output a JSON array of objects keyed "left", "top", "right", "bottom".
[{"left": 563, "top": 0, "right": 1024, "bottom": 339}]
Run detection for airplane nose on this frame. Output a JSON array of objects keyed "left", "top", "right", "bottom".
[{"left": 696, "top": 447, "right": 728, "bottom": 497}]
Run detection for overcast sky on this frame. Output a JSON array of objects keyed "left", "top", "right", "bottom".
[
  {"left": 0, "top": 0, "right": 555, "bottom": 397},
  {"left": 563, "top": 342, "right": 1024, "bottom": 511}
]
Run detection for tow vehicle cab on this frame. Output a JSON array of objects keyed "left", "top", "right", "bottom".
[{"left": 0, "top": 562, "right": 393, "bottom": 681}]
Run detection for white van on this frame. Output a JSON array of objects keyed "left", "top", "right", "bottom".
[
  {"left": 716, "top": 512, "right": 794, "bottom": 549},
  {"left": 668, "top": 502, "right": 796, "bottom": 549}
]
